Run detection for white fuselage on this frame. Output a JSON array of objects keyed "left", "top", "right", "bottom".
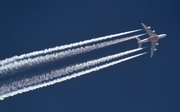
[{"left": 138, "top": 34, "right": 166, "bottom": 43}]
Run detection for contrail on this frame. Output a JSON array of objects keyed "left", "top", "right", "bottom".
[
  {"left": 0, "top": 47, "right": 145, "bottom": 94},
  {"left": 0, "top": 33, "right": 146, "bottom": 76},
  {"left": 0, "top": 47, "right": 145, "bottom": 95},
  {"left": 0, "top": 52, "right": 146, "bottom": 100},
  {"left": 0, "top": 29, "right": 142, "bottom": 66}
]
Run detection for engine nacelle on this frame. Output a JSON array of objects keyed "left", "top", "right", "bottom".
[
  {"left": 156, "top": 43, "right": 159, "bottom": 45},
  {"left": 152, "top": 30, "right": 155, "bottom": 32},
  {"left": 154, "top": 49, "right": 157, "bottom": 51},
  {"left": 148, "top": 26, "right": 151, "bottom": 29}
]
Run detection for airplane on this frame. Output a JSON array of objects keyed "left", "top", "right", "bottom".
[{"left": 136, "top": 23, "right": 166, "bottom": 57}]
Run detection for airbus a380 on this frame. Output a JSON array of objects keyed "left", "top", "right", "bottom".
[{"left": 136, "top": 23, "right": 166, "bottom": 57}]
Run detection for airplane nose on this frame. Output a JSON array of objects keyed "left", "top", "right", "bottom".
[
  {"left": 163, "top": 34, "right": 167, "bottom": 37},
  {"left": 162, "top": 34, "right": 166, "bottom": 37}
]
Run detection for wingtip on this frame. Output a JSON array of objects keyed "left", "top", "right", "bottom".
[{"left": 141, "top": 23, "right": 145, "bottom": 26}]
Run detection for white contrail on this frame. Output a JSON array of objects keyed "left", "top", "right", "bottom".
[
  {"left": 0, "top": 29, "right": 142, "bottom": 66},
  {"left": 0, "top": 33, "right": 146, "bottom": 76},
  {"left": 0, "top": 52, "right": 146, "bottom": 100},
  {"left": 0, "top": 47, "right": 144, "bottom": 94}
]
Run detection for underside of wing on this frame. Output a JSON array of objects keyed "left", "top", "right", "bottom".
[
  {"left": 141, "top": 23, "right": 157, "bottom": 37},
  {"left": 150, "top": 40, "right": 158, "bottom": 57}
]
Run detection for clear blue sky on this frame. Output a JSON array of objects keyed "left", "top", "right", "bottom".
[{"left": 0, "top": 0, "right": 179, "bottom": 112}]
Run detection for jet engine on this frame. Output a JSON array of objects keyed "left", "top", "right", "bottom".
[
  {"left": 154, "top": 49, "right": 157, "bottom": 51},
  {"left": 156, "top": 43, "right": 159, "bottom": 45},
  {"left": 152, "top": 30, "right": 155, "bottom": 32},
  {"left": 148, "top": 26, "right": 151, "bottom": 29}
]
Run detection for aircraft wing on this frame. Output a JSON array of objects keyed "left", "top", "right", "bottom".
[
  {"left": 150, "top": 39, "right": 158, "bottom": 57},
  {"left": 141, "top": 23, "right": 157, "bottom": 37}
]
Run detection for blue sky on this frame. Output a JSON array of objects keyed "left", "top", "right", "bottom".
[{"left": 0, "top": 0, "right": 180, "bottom": 112}]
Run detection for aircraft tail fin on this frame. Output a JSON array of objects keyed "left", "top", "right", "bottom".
[{"left": 136, "top": 37, "right": 142, "bottom": 48}]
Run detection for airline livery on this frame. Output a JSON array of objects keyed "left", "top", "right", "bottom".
[{"left": 136, "top": 23, "right": 166, "bottom": 57}]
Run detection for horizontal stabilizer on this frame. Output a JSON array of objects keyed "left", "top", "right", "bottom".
[
  {"left": 136, "top": 37, "right": 141, "bottom": 42},
  {"left": 136, "top": 37, "right": 142, "bottom": 48},
  {"left": 139, "top": 43, "right": 142, "bottom": 48}
]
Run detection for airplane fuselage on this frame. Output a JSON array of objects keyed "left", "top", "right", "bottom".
[
  {"left": 136, "top": 23, "right": 167, "bottom": 57},
  {"left": 138, "top": 34, "right": 166, "bottom": 44}
]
